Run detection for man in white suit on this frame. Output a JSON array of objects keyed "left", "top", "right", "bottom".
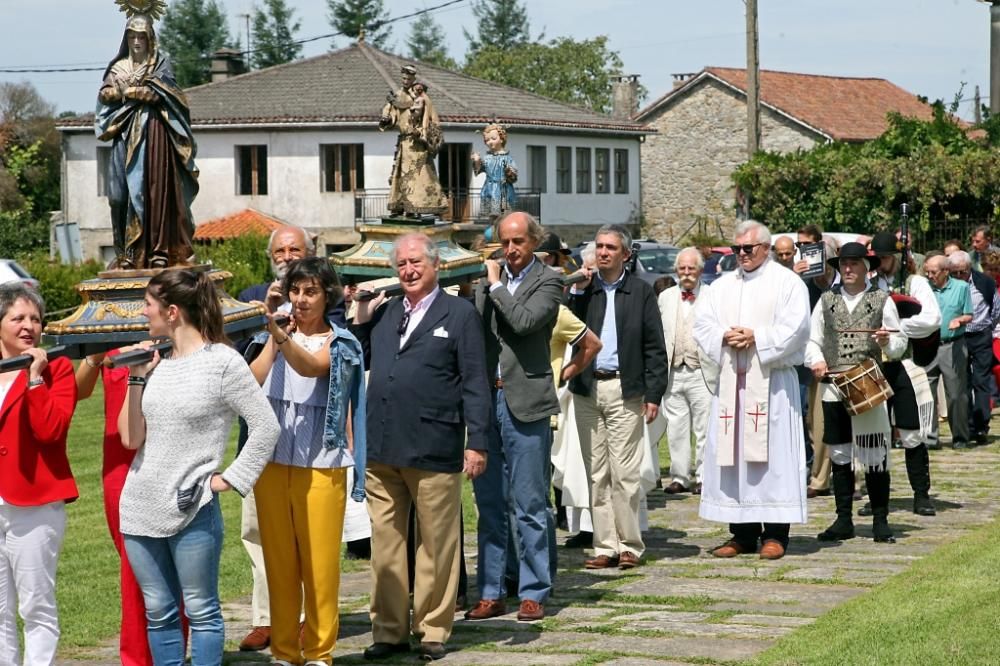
[{"left": 658, "top": 247, "right": 714, "bottom": 494}]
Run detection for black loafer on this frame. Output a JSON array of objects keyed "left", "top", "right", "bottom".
[
  {"left": 564, "top": 531, "right": 593, "bottom": 548},
  {"left": 364, "top": 642, "right": 409, "bottom": 660},
  {"left": 419, "top": 642, "right": 447, "bottom": 661}
]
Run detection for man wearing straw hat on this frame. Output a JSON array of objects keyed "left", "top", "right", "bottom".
[{"left": 805, "top": 242, "right": 907, "bottom": 544}]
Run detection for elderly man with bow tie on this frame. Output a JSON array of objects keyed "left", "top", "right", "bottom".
[{"left": 658, "top": 247, "right": 715, "bottom": 495}]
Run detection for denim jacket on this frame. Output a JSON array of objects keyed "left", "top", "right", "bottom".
[
  {"left": 252, "top": 322, "right": 367, "bottom": 501},
  {"left": 324, "top": 324, "right": 367, "bottom": 501}
]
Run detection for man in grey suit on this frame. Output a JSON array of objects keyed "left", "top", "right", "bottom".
[{"left": 466, "top": 212, "right": 563, "bottom": 623}]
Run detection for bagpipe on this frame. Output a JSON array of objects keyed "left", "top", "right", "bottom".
[{"left": 894, "top": 203, "right": 940, "bottom": 367}]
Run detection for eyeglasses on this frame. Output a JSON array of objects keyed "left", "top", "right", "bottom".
[
  {"left": 951, "top": 269, "right": 971, "bottom": 278},
  {"left": 397, "top": 311, "right": 411, "bottom": 336},
  {"left": 730, "top": 243, "right": 764, "bottom": 255}
]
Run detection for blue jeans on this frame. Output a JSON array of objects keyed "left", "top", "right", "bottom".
[
  {"left": 472, "top": 389, "right": 554, "bottom": 603},
  {"left": 124, "top": 497, "right": 225, "bottom": 666}
]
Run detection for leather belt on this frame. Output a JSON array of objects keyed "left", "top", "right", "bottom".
[
  {"left": 494, "top": 378, "right": 504, "bottom": 389},
  {"left": 593, "top": 370, "right": 619, "bottom": 380}
]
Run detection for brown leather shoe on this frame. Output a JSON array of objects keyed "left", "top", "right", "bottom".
[
  {"left": 759, "top": 539, "right": 786, "bottom": 560},
  {"left": 464, "top": 598, "right": 506, "bottom": 620},
  {"left": 711, "top": 540, "right": 754, "bottom": 558},
  {"left": 239, "top": 625, "right": 270, "bottom": 651},
  {"left": 516, "top": 599, "right": 544, "bottom": 621},
  {"left": 618, "top": 551, "right": 640, "bottom": 569},
  {"left": 807, "top": 487, "right": 831, "bottom": 498},
  {"left": 584, "top": 554, "right": 620, "bottom": 569},
  {"left": 664, "top": 481, "right": 688, "bottom": 494}
]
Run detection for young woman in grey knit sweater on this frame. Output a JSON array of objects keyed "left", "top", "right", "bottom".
[{"left": 118, "top": 269, "right": 279, "bottom": 666}]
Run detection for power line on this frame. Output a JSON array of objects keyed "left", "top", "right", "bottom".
[{"left": 0, "top": 0, "right": 468, "bottom": 74}]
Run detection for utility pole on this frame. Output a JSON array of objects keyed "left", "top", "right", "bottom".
[
  {"left": 240, "top": 13, "right": 252, "bottom": 71},
  {"left": 990, "top": 1, "right": 1000, "bottom": 114},
  {"left": 745, "top": 0, "right": 760, "bottom": 218}
]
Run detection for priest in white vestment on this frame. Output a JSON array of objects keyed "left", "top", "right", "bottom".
[{"left": 693, "top": 221, "right": 810, "bottom": 561}]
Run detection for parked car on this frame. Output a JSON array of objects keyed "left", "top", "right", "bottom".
[
  {"left": 702, "top": 247, "right": 733, "bottom": 285},
  {"left": 631, "top": 241, "right": 681, "bottom": 285},
  {"left": 0, "top": 259, "right": 39, "bottom": 289},
  {"left": 570, "top": 240, "right": 681, "bottom": 286}
]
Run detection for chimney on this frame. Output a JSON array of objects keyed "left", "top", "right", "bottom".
[
  {"left": 671, "top": 72, "right": 697, "bottom": 89},
  {"left": 210, "top": 48, "right": 247, "bottom": 82},
  {"left": 611, "top": 75, "right": 640, "bottom": 119}
]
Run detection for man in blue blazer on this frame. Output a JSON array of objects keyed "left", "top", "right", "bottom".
[{"left": 352, "top": 233, "right": 491, "bottom": 662}]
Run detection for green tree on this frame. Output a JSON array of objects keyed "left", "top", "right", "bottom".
[
  {"left": 463, "top": 36, "right": 628, "bottom": 113},
  {"left": 463, "top": 0, "right": 531, "bottom": 55},
  {"left": 731, "top": 102, "right": 1000, "bottom": 234},
  {"left": 251, "top": 0, "right": 303, "bottom": 70},
  {"left": 406, "top": 12, "right": 457, "bottom": 69},
  {"left": 327, "top": 0, "right": 391, "bottom": 48},
  {"left": 0, "top": 142, "right": 52, "bottom": 255},
  {"left": 0, "top": 82, "right": 59, "bottom": 252},
  {"left": 158, "top": 0, "right": 232, "bottom": 87}
]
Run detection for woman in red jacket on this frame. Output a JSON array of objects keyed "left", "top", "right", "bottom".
[{"left": 0, "top": 283, "right": 78, "bottom": 665}]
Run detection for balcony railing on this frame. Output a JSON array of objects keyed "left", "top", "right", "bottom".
[{"left": 354, "top": 188, "right": 541, "bottom": 224}]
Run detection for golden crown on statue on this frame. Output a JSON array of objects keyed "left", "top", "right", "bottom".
[{"left": 114, "top": 0, "right": 167, "bottom": 20}]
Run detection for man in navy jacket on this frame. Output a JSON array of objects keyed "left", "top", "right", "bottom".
[{"left": 352, "top": 233, "right": 491, "bottom": 662}]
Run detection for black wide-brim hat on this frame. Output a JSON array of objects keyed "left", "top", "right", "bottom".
[
  {"left": 871, "top": 231, "right": 901, "bottom": 257},
  {"left": 537, "top": 231, "right": 571, "bottom": 256},
  {"left": 828, "top": 241, "right": 878, "bottom": 271}
]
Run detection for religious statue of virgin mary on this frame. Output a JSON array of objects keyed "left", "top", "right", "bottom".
[{"left": 96, "top": 0, "right": 199, "bottom": 269}]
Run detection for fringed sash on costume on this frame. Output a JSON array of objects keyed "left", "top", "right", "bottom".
[
  {"left": 902, "top": 359, "right": 935, "bottom": 440},
  {"left": 821, "top": 383, "right": 891, "bottom": 471}
]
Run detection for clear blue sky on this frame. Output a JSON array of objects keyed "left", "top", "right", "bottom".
[{"left": 0, "top": 0, "right": 990, "bottom": 119}]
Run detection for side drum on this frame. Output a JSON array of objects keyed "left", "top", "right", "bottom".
[{"left": 830, "top": 358, "right": 894, "bottom": 416}]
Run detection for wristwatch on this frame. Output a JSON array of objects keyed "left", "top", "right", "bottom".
[{"left": 27, "top": 377, "right": 44, "bottom": 389}]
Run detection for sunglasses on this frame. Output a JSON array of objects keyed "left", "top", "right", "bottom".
[
  {"left": 397, "top": 311, "right": 411, "bottom": 336},
  {"left": 730, "top": 243, "right": 764, "bottom": 255}
]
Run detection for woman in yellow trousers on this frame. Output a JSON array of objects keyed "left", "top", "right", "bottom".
[{"left": 250, "top": 257, "right": 368, "bottom": 665}]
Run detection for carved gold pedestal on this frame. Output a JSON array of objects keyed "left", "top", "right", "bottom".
[
  {"left": 331, "top": 217, "right": 485, "bottom": 283},
  {"left": 42, "top": 265, "right": 266, "bottom": 356}
]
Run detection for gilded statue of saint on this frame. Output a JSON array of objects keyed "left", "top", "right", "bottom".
[
  {"left": 96, "top": 11, "right": 199, "bottom": 269},
  {"left": 378, "top": 65, "right": 448, "bottom": 217}
]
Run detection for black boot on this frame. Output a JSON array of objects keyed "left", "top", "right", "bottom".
[
  {"left": 818, "top": 463, "right": 856, "bottom": 541},
  {"left": 905, "top": 445, "right": 936, "bottom": 516},
  {"left": 866, "top": 469, "right": 896, "bottom": 543}
]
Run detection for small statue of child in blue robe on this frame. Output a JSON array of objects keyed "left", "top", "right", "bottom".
[{"left": 471, "top": 123, "right": 517, "bottom": 219}]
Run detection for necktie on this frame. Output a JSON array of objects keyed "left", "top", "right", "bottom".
[{"left": 681, "top": 290, "right": 696, "bottom": 302}]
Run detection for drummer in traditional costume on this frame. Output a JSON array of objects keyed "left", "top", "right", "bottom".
[
  {"left": 806, "top": 242, "right": 907, "bottom": 544},
  {"left": 693, "top": 221, "right": 811, "bottom": 561},
  {"left": 860, "top": 232, "right": 941, "bottom": 517}
]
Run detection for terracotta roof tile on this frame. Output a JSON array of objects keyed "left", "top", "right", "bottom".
[
  {"left": 193, "top": 208, "right": 286, "bottom": 241},
  {"left": 637, "top": 67, "right": 934, "bottom": 142}
]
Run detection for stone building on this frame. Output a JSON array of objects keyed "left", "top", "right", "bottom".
[
  {"left": 58, "top": 42, "right": 649, "bottom": 263},
  {"left": 636, "top": 67, "right": 934, "bottom": 242}
]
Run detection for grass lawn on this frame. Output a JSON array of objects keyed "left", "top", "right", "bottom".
[
  {"left": 753, "top": 515, "right": 1000, "bottom": 666},
  {"left": 57, "top": 373, "right": 252, "bottom": 656}
]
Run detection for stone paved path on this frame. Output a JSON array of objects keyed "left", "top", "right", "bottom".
[{"left": 60, "top": 435, "right": 1000, "bottom": 665}]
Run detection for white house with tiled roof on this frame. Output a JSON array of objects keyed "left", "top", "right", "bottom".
[
  {"left": 59, "top": 42, "right": 650, "bottom": 263},
  {"left": 635, "top": 67, "right": 935, "bottom": 242}
]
